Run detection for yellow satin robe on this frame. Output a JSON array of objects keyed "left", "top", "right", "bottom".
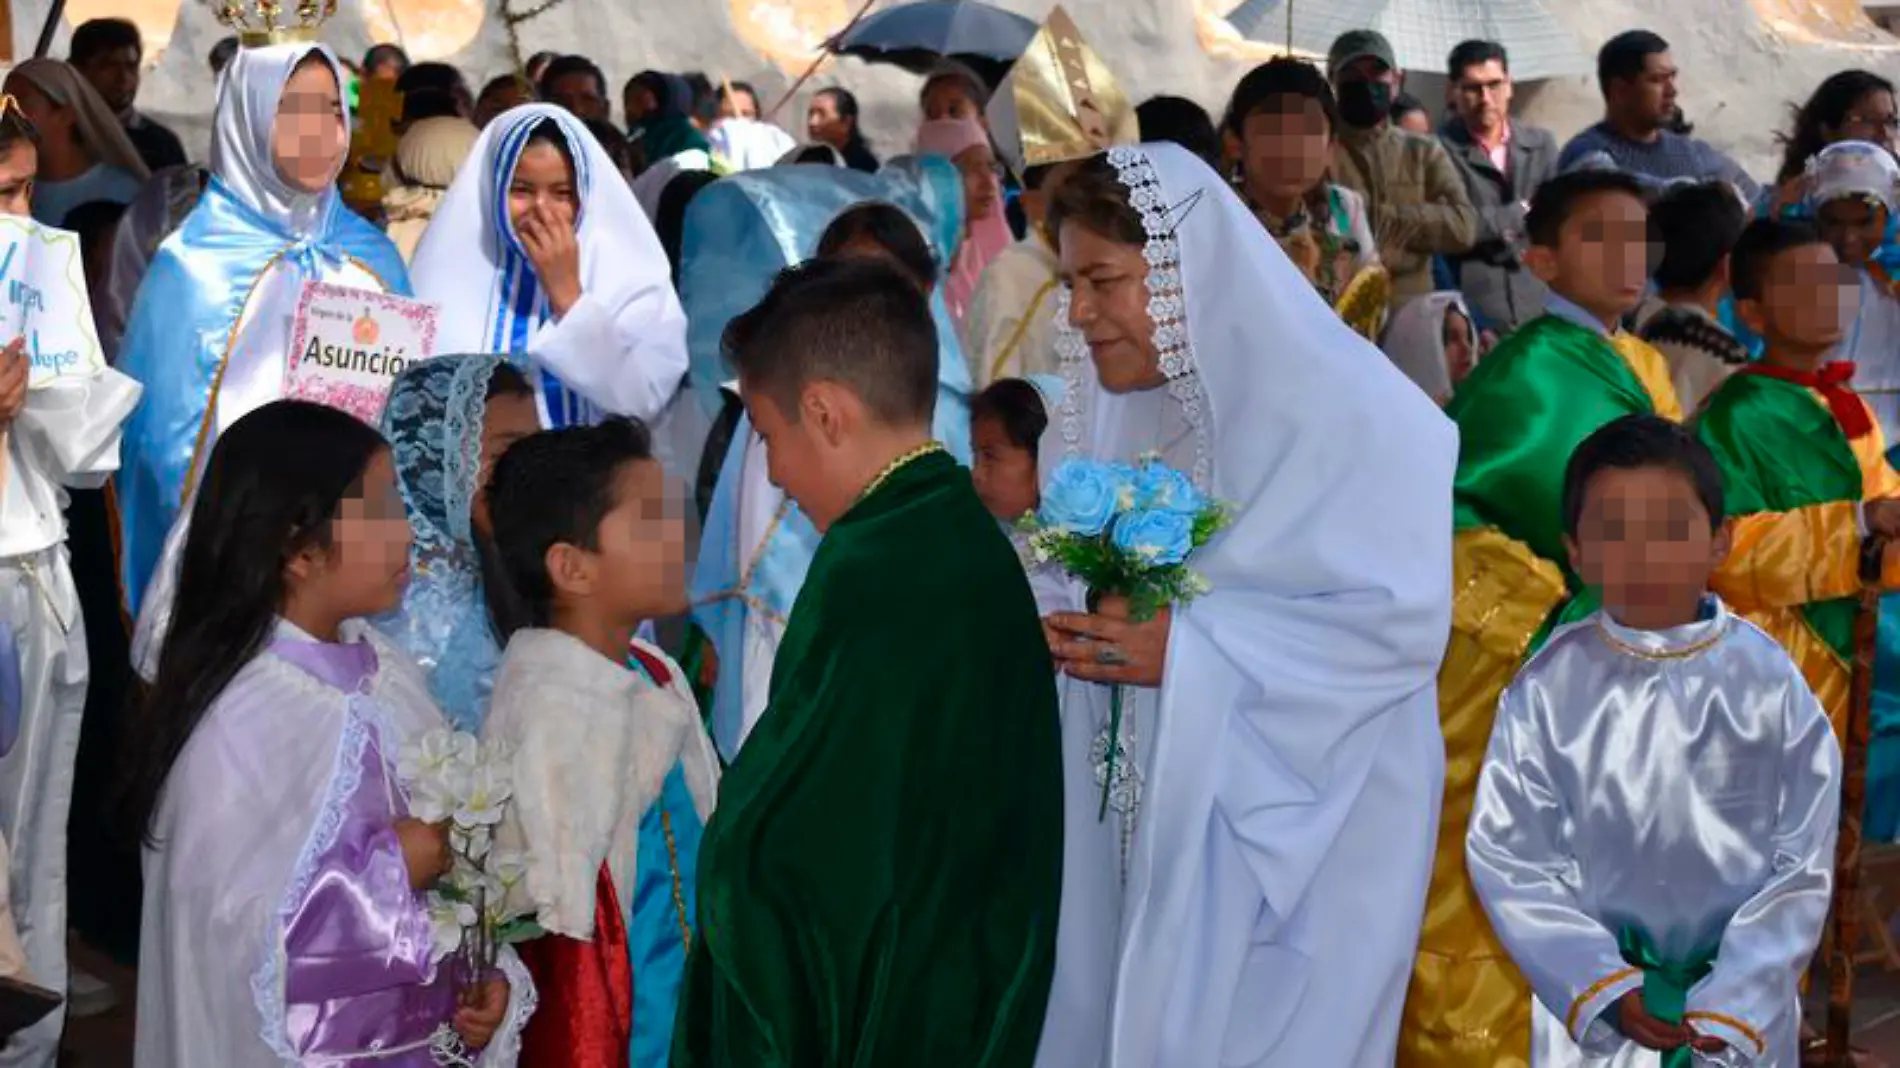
[{"left": 1399, "top": 334, "right": 1680, "bottom": 1068}]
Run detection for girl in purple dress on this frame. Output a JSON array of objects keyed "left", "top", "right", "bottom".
[{"left": 120, "top": 400, "right": 535, "bottom": 1067}]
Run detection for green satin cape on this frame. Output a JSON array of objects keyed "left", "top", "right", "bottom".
[
  {"left": 1696, "top": 373, "right": 1863, "bottom": 658},
  {"left": 1446, "top": 315, "right": 1666, "bottom": 639},
  {"left": 671, "top": 450, "right": 1063, "bottom": 1067}
]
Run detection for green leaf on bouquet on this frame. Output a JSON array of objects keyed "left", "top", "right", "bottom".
[{"left": 495, "top": 915, "right": 545, "bottom": 945}]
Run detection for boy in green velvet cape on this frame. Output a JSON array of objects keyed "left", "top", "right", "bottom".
[
  {"left": 1403, "top": 169, "right": 1685, "bottom": 1068},
  {"left": 1696, "top": 217, "right": 1900, "bottom": 748},
  {"left": 670, "top": 257, "right": 1063, "bottom": 1067}
]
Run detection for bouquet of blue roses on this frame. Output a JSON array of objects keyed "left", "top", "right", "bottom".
[
  {"left": 1023, "top": 454, "right": 1229, "bottom": 623},
  {"left": 1024, "top": 455, "right": 1228, "bottom": 820}
]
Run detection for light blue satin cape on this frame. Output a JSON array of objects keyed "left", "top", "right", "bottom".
[{"left": 681, "top": 157, "right": 975, "bottom": 758}]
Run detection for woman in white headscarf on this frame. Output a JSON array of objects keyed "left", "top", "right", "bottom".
[
  {"left": 116, "top": 42, "right": 409, "bottom": 624},
  {"left": 1030, "top": 144, "right": 1455, "bottom": 1068},
  {"left": 410, "top": 103, "right": 688, "bottom": 429},
  {"left": 1380, "top": 291, "right": 1480, "bottom": 405},
  {"left": 4, "top": 58, "right": 149, "bottom": 225}
]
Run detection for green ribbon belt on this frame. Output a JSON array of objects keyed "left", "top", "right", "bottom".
[{"left": 1616, "top": 927, "right": 1718, "bottom": 1068}]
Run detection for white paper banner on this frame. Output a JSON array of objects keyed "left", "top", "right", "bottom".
[{"left": 0, "top": 216, "right": 107, "bottom": 389}]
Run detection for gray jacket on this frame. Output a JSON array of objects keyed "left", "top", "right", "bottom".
[{"left": 1439, "top": 119, "right": 1559, "bottom": 333}]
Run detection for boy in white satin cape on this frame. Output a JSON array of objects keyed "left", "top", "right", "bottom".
[{"left": 1467, "top": 414, "right": 1839, "bottom": 1068}]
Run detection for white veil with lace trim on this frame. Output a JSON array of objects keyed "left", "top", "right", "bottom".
[{"left": 1033, "top": 143, "right": 1456, "bottom": 1067}]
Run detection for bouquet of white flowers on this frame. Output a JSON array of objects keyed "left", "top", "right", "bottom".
[{"left": 396, "top": 728, "right": 540, "bottom": 986}]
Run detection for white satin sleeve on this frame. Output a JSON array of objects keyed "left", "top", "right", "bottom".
[
  {"left": 1683, "top": 685, "right": 1840, "bottom": 1064},
  {"left": 531, "top": 284, "right": 688, "bottom": 424},
  {"left": 14, "top": 368, "right": 141, "bottom": 487},
  {"left": 1466, "top": 678, "right": 1641, "bottom": 1054}
]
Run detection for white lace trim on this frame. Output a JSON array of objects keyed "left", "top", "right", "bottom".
[
  {"left": 251, "top": 689, "right": 375, "bottom": 1062},
  {"left": 1055, "top": 145, "right": 1213, "bottom": 489}
]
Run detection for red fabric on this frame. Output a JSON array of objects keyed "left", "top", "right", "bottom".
[
  {"left": 628, "top": 644, "right": 673, "bottom": 687},
  {"left": 516, "top": 865, "right": 632, "bottom": 1068},
  {"left": 1737, "top": 361, "right": 1874, "bottom": 440}
]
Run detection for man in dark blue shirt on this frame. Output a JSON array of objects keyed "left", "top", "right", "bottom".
[{"left": 1557, "top": 30, "right": 1759, "bottom": 201}]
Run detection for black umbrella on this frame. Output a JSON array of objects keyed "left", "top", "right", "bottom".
[{"left": 826, "top": 0, "right": 1039, "bottom": 89}]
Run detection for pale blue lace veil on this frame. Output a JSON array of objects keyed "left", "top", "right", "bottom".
[{"left": 375, "top": 354, "right": 510, "bottom": 731}]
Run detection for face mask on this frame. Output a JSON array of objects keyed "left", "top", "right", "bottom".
[{"left": 1337, "top": 79, "right": 1394, "bottom": 129}]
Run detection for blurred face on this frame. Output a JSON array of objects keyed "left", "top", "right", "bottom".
[
  {"left": 971, "top": 413, "right": 1039, "bottom": 521},
  {"left": 624, "top": 84, "right": 658, "bottom": 125},
  {"left": 76, "top": 44, "right": 141, "bottom": 114},
  {"left": 508, "top": 139, "right": 579, "bottom": 235},
  {"left": 1818, "top": 196, "right": 1886, "bottom": 267},
  {"left": 295, "top": 448, "right": 413, "bottom": 619},
  {"left": 368, "top": 56, "right": 405, "bottom": 82},
  {"left": 744, "top": 386, "right": 856, "bottom": 532},
  {"left": 808, "top": 92, "right": 849, "bottom": 147},
  {"left": 1060, "top": 221, "right": 1164, "bottom": 394},
  {"left": 718, "top": 89, "right": 759, "bottom": 121},
  {"left": 1611, "top": 51, "right": 1678, "bottom": 131},
  {"left": 923, "top": 79, "right": 981, "bottom": 123},
  {"left": 1525, "top": 190, "right": 1651, "bottom": 325},
  {"left": 1443, "top": 308, "right": 1476, "bottom": 386},
  {"left": 1566, "top": 464, "right": 1725, "bottom": 632},
  {"left": 1239, "top": 97, "right": 1332, "bottom": 204},
  {"left": 1736, "top": 241, "right": 1852, "bottom": 367},
  {"left": 0, "top": 140, "right": 38, "bottom": 217},
  {"left": 4, "top": 79, "right": 69, "bottom": 149},
  {"left": 1395, "top": 107, "right": 1432, "bottom": 135},
  {"left": 272, "top": 58, "right": 347, "bottom": 194},
  {"left": 471, "top": 390, "right": 540, "bottom": 538},
  {"left": 587, "top": 458, "right": 688, "bottom": 621},
  {"left": 1832, "top": 89, "right": 1900, "bottom": 152},
  {"left": 548, "top": 72, "right": 608, "bottom": 122},
  {"left": 1453, "top": 59, "right": 1513, "bottom": 137},
  {"left": 956, "top": 143, "right": 1000, "bottom": 221},
  {"left": 476, "top": 79, "right": 531, "bottom": 129}
]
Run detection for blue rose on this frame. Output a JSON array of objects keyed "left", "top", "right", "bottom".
[
  {"left": 1040, "top": 460, "right": 1120, "bottom": 536},
  {"left": 1135, "top": 461, "right": 1205, "bottom": 516},
  {"left": 1112, "top": 508, "right": 1195, "bottom": 566}
]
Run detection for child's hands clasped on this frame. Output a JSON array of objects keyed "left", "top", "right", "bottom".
[
  {"left": 455, "top": 977, "right": 509, "bottom": 1049},
  {"left": 394, "top": 817, "right": 451, "bottom": 890},
  {"left": 1612, "top": 990, "right": 1728, "bottom": 1054}
]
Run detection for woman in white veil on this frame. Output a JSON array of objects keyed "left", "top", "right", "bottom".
[
  {"left": 1032, "top": 143, "right": 1455, "bottom": 1067},
  {"left": 410, "top": 103, "right": 687, "bottom": 429}
]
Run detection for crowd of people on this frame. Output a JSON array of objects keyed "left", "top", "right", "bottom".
[{"left": 4, "top": 2, "right": 1900, "bottom": 1066}]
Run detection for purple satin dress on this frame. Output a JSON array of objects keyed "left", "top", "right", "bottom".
[{"left": 271, "top": 637, "right": 465, "bottom": 1064}]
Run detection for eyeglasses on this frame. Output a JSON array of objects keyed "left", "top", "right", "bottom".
[{"left": 1845, "top": 114, "right": 1900, "bottom": 133}]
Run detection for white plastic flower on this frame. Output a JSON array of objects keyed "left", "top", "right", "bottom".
[
  {"left": 455, "top": 764, "right": 513, "bottom": 828},
  {"left": 490, "top": 850, "right": 528, "bottom": 891},
  {"left": 428, "top": 898, "right": 475, "bottom": 963},
  {"left": 408, "top": 777, "right": 459, "bottom": 825},
  {"left": 397, "top": 728, "right": 461, "bottom": 784}
]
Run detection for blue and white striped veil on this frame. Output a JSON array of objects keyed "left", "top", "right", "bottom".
[{"left": 411, "top": 103, "right": 682, "bottom": 429}]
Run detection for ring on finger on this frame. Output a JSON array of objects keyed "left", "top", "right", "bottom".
[{"left": 1095, "top": 644, "right": 1128, "bottom": 666}]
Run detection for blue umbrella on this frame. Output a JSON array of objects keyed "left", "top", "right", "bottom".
[
  {"left": 1227, "top": 0, "right": 1587, "bottom": 82},
  {"left": 827, "top": 0, "right": 1039, "bottom": 88}
]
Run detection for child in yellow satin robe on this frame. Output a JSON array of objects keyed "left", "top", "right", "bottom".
[
  {"left": 1697, "top": 216, "right": 1900, "bottom": 740},
  {"left": 1401, "top": 169, "right": 1682, "bottom": 1068}
]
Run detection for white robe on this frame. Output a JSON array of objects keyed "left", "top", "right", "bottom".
[
  {"left": 1841, "top": 268, "right": 1900, "bottom": 447},
  {"left": 963, "top": 237, "right": 1063, "bottom": 388},
  {"left": 1467, "top": 602, "right": 1838, "bottom": 1067},
  {"left": 0, "top": 368, "right": 138, "bottom": 1067},
  {"left": 136, "top": 622, "right": 536, "bottom": 1067},
  {"left": 1031, "top": 144, "right": 1454, "bottom": 1068}
]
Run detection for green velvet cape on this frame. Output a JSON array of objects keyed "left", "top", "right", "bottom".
[{"left": 671, "top": 449, "right": 1063, "bottom": 1068}]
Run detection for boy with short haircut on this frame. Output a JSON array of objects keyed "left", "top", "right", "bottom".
[
  {"left": 671, "top": 257, "right": 1061, "bottom": 1067},
  {"left": 1628, "top": 179, "right": 1751, "bottom": 408},
  {"left": 1403, "top": 168, "right": 1684, "bottom": 1065},
  {"left": 1697, "top": 216, "right": 1900, "bottom": 741},
  {"left": 483, "top": 417, "right": 721, "bottom": 1067},
  {"left": 1469, "top": 413, "right": 1838, "bottom": 1068}
]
